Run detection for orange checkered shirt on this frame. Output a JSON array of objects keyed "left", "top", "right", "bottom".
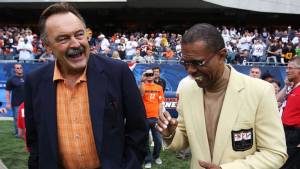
[{"left": 53, "top": 64, "right": 100, "bottom": 169}]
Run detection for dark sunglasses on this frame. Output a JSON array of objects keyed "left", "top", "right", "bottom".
[
  {"left": 179, "top": 60, "right": 207, "bottom": 67},
  {"left": 179, "top": 53, "right": 215, "bottom": 67},
  {"left": 144, "top": 73, "right": 154, "bottom": 77}
]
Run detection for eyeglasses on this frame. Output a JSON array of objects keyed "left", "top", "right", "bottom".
[
  {"left": 144, "top": 73, "right": 154, "bottom": 77},
  {"left": 179, "top": 53, "right": 215, "bottom": 68},
  {"left": 15, "top": 67, "right": 23, "bottom": 70}
]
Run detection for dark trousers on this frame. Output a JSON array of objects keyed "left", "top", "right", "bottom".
[
  {"left": 281, "top": 126, "right": 300, "bottom": 169},
  {"left": 145, "top": 118, "right": 162, "bottom": 163}
]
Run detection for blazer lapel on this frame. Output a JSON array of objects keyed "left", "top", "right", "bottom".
[
  {"left": 41, "top": 63, "right": 58, "bottom": 162},
  {"left": 188, "top": 82, "right": 212, "bottom": 162},
  {"left": 212, "top": 67, "right": 244, "bottom": 164},
  {"left": 87, "top": 56, "right": 106, "bottom": 155}
]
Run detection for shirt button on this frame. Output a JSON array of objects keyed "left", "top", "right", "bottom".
[{"left": 75, "top": 134, "right": 80, "bottom": 138}]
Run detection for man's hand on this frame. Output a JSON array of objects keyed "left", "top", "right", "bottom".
[
  {"left": 157, "top": 111, "right": 178, "bottom": 137},
  {"left": 198, "top": 160, "right": 222, "bottom": 169}
]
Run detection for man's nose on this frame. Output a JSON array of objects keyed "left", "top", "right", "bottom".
[
  {"left": 69, "top": 36, "right": 81, "bottom": 48},
  {"left": 186, "top": 65, "right": 197, "bottom": 75}
]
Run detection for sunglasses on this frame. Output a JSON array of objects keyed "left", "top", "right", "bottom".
[
  {"left": 15, "top": 67, "right": 23, "bottom": 69},
  {"left": 179, "top": 53, "right": 215, "bottom": 67},
  {"left": 144, "top": 73, "right": 154, "bottom": 77}
]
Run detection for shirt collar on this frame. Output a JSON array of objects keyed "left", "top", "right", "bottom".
[{"left": 53, "top": 61, "right": 87, "bottom": 83}]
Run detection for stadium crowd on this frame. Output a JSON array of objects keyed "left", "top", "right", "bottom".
[{"left": 1, "top": 25, "right": 300, "bottom": 64}]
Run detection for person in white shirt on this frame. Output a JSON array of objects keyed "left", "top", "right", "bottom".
[
  {"left": 132, "top": 50, "right": 146, "bottom": 63},
  {"left": 17, "top": 38, "right": 33, "bottom": 61},
  {"left": 144, "top": 50, "right": 155, "bottom": 64},
  {"left": 251, "top": 39, "right": 266, "bottom": 62},
  {"left": 98, "top": 34, "right": 110, "bottom": 54},
  {"left": 125, "top": 35, "right": 138, "bottom": 60}
]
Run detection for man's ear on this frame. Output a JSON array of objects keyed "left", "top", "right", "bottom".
[{"left": 218, "top": 48, "right": 228, "bottom": 60}]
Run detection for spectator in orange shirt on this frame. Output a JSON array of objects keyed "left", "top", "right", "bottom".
[
  {"left": 163, "top": 46, "right": 175, "bottom": 59},
  {"left": 140, "top": 69, "right": 164, "bottom": 169}
]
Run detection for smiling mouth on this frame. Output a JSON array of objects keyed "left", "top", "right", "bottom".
[
  {"left": 67, "top": 46, "right": 85, "bottom": 59},
  {"left": 194, "top": 76, "right": 203, "bottom": 81},
  {"left": 68, "top": 51, "right": 83, "bottom": 59}
]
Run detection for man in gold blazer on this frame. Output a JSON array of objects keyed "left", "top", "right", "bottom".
[{"left": 157, "top": 23, "right": 287, "bottom": 169}]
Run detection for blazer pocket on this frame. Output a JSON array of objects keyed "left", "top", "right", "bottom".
[{"left": 231, "top": 122, "right": 254, "bottom": 152}]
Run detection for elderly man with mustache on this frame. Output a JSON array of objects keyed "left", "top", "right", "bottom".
[{"left": 24, "top": 3, "right": 148, "bottom": 169}]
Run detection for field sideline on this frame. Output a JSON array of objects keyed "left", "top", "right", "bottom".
[{"left": 0, "top": 120, "right": 190, "bottom": 169}]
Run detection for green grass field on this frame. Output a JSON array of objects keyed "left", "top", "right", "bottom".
[
  {"left": 0, "top": 121, "right": 28, "bottom": 169},
  {"left": 0, "top": 120, "right": 190, "bottom": 169}
]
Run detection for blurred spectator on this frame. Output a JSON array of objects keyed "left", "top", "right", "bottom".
[
  {"left": 86, "top": 28, "right": 96, "bottom": 47},
  {"left": 111, "top": 50, "right": 121, "bottom": 60},
  {"left": 267, "top": 40, "right": 282, "bottom": 64},
  {"left": 238, "top": 32, "right": 252, "bottom": 52},
  {"left": 272, "top": 79, "right": 281, "bottom": 95},
  {"left": 117, "top": 37, "right": 126, "bottom": 60},
  {"left": 6, "top": 63, "right": 25, "bottom": 137},
  {"left": 132, "top": 49, "right": 146, "bottom": 63},
  {"left": 17, "top": 102, "right": 26, "bottom": 139},
  {"left": 261, "top": 27, "right": 269, "bottom": 43},
  {"left": 280, "top": 57, "right": 300, "bottom": 169},
  {"left": 251, "top": 39, "right": 266, "bottom": 62},
  {"left": 25, "top": 29, "right": 33, "bottom": 44},
  {"left": 249, "top": 67, "right": 261, "bottom": 78},
  {"left": 17, "top": 37, "right": 33, "bottom": 61},
  {"left": 144, "top": 49, "right": 155, "bottom": 63},
  {"left": 97, "top": 34, "right": 110, "bottom": 54},
  {"left": 161, "top": 33, "right": 169, "bottom": 48},
  {"left": 163, "top": 47, "right": 175, "bottom": 60},
  {"left": 175, "top": 40, "right": 182, "bottom": 58},
  {"left": 139, "top": 69, "right": 164, "bottom": 169},
  {"left": 282, "top": 42, "right": 296, "bottom": 63},
  {"left": 154, "top": 33, "right": 163, "bottom": 56},
  {"left": 280, "top": 30, "right": 289, "bottom": 44},
  {"left": 261, "top": 71, "right": 274, "bottom": 83},
  {"left": 152, "top": 66, "right": 166, "bottom": 92},
  {"left": 140, "top": 39, "right": 149, "bottom": 57},
  {"left": 125, "top": 35, "right": 138, "bottom": 60},
  {"left": 101, "top": 47, "right": 111, "bottom": 57},
  {"left": 222, "top": 29, "right": 231, "bottom": 44},
  {"left": 39, "top": 49, "right": 55, "bottom": 62},
  {"left": 154, "top": 33, "right": 162, "bottom": 48}
]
